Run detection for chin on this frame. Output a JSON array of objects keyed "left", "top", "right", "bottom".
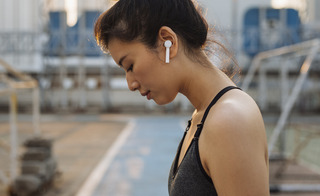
[
  {"left": 154, "top": 95, "right": 177, "bottom": 105},
  {"left": 155, "top": 101, "right": 170, "bottom": 106}
]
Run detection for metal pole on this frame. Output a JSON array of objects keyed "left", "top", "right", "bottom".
[
  {"left": 268, "top": 42, "right": 320, "bottom": 153},
  {"left": 33, "top": 87, "right": 41, "bottom": 135},
  {"left": 60, "top": 11, "right": 68, "bottom": 109},
  {"left": 9, "top": 91, "right": 18, "bottom": 181},
  {"left": 13, "top": 0, "right": 20, "bottom": 68},
  {"left": 241, "top": 39, "right": 320, "bottom": 91},
  {"left": 242, "top": 56, "right": 262, "bottom": 91},
  {"left": 101, "top": 57, "right": 111, "bottom": 110},
  {"left": 231, "top": 0, "right": 238, "bottom": 57},
  {"left": 78, "top": 9, "right": 87, "bottom": 109},
  {"left": 280, "top": 58, "right": 290, "bottom": 110},
  {"left": 258, "top": 64, "right": 267, "bottom": 110}
]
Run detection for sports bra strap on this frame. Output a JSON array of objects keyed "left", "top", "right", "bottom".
[{"left": 194, "top": 86, "right": 241, "bottom": 138}]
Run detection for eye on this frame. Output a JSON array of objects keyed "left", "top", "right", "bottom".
[{"left": 126, "top": 64, "right": 133, "bottom": 72}]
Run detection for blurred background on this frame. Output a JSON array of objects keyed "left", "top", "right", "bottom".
[{"left": 0, "top": 0, "right": 320, "bottom": 195}]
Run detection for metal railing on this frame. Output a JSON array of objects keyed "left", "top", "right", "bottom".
[
  {"left": 0, "top": 58, "right": 40, "bottom": 185},
  {"left": 241, "top": 39, "right": 320, "bottom": 192},
  {"left": 241, "top": 39, "right": 320, "bottom": 154},
  {"left": 241, "top": 39, "right": 320, "bottom": 153},
  {"left": 267, "top": 40, "right": 320, "bottom": 153}
]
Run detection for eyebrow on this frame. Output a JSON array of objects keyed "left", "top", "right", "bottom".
[{"left": 118, "top": 55, "right": 128, "bottom": 67}]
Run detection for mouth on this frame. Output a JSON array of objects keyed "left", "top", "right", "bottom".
[{"left": 141, "top": 90, "right": 151, "bottom": 100}]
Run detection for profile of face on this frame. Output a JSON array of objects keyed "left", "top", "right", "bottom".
[
  {"left": 94, "top": 0, "right": 210, "bottom": 105},
  {"left": 108, "top": 36, "right": 180, "bottom": 105}
]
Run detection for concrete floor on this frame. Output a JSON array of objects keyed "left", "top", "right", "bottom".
[{"left": 0, "top": 114, "right": 320, "bottom": 196}]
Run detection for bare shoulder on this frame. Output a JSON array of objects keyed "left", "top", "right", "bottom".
[
  {"left": 199, "top": 89, "right": 269, "bottom": 195},
  {"left": 201, "top": 89, "right": 267, "bottom": 154},
  {"left": 204, "top": 89, "right": 265, "bottom": 138}
]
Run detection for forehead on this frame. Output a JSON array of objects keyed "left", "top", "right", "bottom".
[
  {"left": 109, "top": 38, "right": 159, "bottom": 67},
  {"left": 108, "top": 39, "right": 140, "bottom": 62},
  {"left": 108, "top": 39, "right": 128, "bottom": 62}
]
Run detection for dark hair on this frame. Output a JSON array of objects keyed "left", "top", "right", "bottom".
[
  {"left": 94, "top": 0, "right": 207, "bottom": 51},
  {"left": 94, "top": 0, "right": 239, "bottom": 79}
]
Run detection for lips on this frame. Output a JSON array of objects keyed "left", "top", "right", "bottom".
[
  {"left": 141, "top": 90, "right": 151, "bottom": 100},
  {"left": 146, "top": 91, "right": 151, "bottom": 100}
]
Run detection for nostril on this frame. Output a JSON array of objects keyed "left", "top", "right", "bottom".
[
  {"left": 128, "top": 86, "right": 137, "bottom": 91},
  {"left": 128, "top": 81, "right": 139, "bottom": 92}
]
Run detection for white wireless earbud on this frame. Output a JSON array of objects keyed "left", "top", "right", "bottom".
[{"left": 164, "top": 40, "right": 172, "bottom": 63}]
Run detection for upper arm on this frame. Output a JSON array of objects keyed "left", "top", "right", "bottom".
[{"left": 200, "top": 96, "right": 269, "bottom": 196}]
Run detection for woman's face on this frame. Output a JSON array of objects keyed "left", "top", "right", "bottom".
[{"left": 108, "top": 38, "right": 180, "bottom": 105}]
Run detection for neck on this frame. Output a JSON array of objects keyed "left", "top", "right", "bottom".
[{"left": 179, "top": 60, "right": 234, "bottom": 112}]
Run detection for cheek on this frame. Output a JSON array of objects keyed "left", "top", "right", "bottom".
[
  {"left": 136, "top": 63, "right": 160, "bottom": 82},
  {"left": 156, "top": 80, "right": 179, "bottom": 103}
]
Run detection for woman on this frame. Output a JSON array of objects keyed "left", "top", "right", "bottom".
[{"left": 94, "top": 0, "right": 269, "bottom": 195}]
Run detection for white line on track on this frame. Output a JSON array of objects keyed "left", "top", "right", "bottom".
[{"left": 75, "top": 120, "right": 136, "bottom": 196}]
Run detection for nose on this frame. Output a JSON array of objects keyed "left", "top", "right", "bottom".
[{"left": 126, "top": 74, "right": 139, "bottom": 91}]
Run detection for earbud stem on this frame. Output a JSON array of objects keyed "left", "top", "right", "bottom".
[{"left": 166, "top": 47, "right": 170, "bottom": 63}]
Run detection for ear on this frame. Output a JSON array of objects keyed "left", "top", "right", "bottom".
[{"left": 158, "top": 26, "right": 179, "bottom": 62}]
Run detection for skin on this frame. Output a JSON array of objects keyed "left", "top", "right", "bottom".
[{"left": 108, "top": 26, "right": 270, "bottom": 196}]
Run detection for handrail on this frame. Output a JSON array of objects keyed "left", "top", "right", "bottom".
[
  {"left": 0, "top": 58, "right": 41, "bottom": 182},
  {"left": 0, "top": 58, "right": 38, "bottom": 89},
  {"left": 241, "top": 39, "right": 320, "bottom": 91},
  {"left": 240, "top": 39, "right": 320, "bottom": 155},
  {"left": 268, "top": 41, "right": 320, "bottom": 153}
]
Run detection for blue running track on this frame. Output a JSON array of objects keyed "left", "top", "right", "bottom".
[{"left": 83, "top": 116, "right": 189, "bottom": 196}]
